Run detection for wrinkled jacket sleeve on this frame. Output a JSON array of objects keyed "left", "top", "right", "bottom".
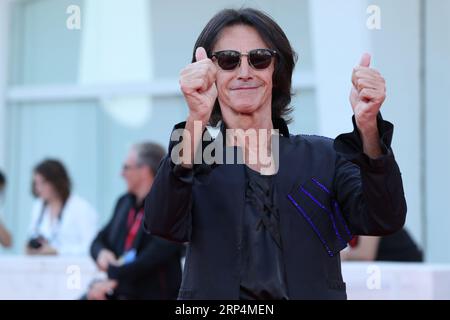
[
  {"left": 144, "top": 122, "right": 194, "bottom": 243},
  {"left": 333, "top": 114, "right": 407, "bottom": 236}
]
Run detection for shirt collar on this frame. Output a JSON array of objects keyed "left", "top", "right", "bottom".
[{"left": 216, "top": 117, "right": 290, "bottom": 137}]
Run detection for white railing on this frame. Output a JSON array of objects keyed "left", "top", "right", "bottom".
[
  {"left": 1, "top": 255, "right": 450, "bottom": 300},
  {"left": 343, "top": 261, "right": 450, "bottom": 300},
  {"left": 0, "top": 255, "right": 101, "bottom": 300}
]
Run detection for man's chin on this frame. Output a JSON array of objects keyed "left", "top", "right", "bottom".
[{"left": 232, "top": 104, "right": 259, "bottom": 116}]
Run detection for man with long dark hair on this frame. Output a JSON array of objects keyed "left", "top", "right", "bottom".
[{"left": 145, "top": 8, "right": 406, "bottom": 300}]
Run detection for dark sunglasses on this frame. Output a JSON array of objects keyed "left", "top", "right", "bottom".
[
  {"left": 211, "top": 48, "right": 277, "bottom": 71},
  {"left": 122, "top": 164, "right": 143, "bottom": 171}
]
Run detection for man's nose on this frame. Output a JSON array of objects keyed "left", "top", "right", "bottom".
[{"left": 237, "top": 55, "right": 252, "bottom": 80}]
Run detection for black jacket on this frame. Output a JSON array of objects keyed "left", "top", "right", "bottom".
[
  {"left": 91, "top": 193, "right": 182, "bottom": 299},
  {"left": 144, "top": 115, "right": 407, "bottom": 300}
]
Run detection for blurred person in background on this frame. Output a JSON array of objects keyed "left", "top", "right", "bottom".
[
  {"left": 341, "top": 229, "right": 423, "bottom": 262},
  {"left": 87, "top": 143, "right": 182, "bottom": 300},
  {"left": 0, "top": 171, "right": 12, "bottom": 248},
  {"left": 26, "top": 159, "right": 98, "bottom": 255}
]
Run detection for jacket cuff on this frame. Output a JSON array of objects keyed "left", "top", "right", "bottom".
[
  {"left": 334, "top": 113, "right": 395, "bottom": 172},
  {"left": 167, "top": 121, "right": 195, "bottom": 183},
  {"left": 90, "top": 243, "right": 103, "bottom": 262},
  {"left": 168, "top": 121, "right": 216, "bottom": 184},
  {"left": 172, "top": 164, "right": 195, "bottom": 183}
]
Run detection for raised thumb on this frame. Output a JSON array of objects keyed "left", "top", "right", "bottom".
[
  {"left": 195, "top": 47, "right": 208, "bottom": 62},
  {"left": 359, "top": 53, "right": 371, "bottom": 67}
]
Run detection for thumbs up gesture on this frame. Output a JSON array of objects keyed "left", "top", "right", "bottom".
[
  {"left": 179, "top": 47, "right": 218, "bottom": 124},
  {"left": 350, "top": 53, "right": 386, "bottom": 131}
]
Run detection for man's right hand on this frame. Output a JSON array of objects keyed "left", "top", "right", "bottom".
[
  {"left": 87, "top": 280, "right": 118, "bottom": 300},
  {"left": 96, "top": 249, "right": 118, "bottom": 272},
  {"left": 179, "top": 47, "right": 218, "bottom": 123}
]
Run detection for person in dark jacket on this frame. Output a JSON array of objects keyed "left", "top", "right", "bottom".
[
  {"left": 145, "top": 8, "right": 407, "bottom": 300},
  {"left": 341, "top": 229, "right": 423, "bottom": 262},
  {"left": 88, "top": 142, "right": 182, "bottom": 300}
]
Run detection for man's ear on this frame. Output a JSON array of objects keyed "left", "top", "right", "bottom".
[{"left": 143, "top": 166, "right": 155, "bottom": 181}]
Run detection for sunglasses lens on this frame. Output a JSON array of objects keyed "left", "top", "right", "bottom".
[
  {"left": 214, "top": 49, "right": 275, "bottom": 70},
  {"left": 217, "top": 51, "right": 241, "bottom": 70},
  {"left": 249, "top": 49, "right": 274, "bottom": 69}
]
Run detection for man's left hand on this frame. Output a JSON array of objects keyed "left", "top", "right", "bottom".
[{"left": 350, "top": 53, "right": 386, "bottom": 133}]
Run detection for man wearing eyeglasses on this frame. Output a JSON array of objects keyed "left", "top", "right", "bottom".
[
  {"left": 145, "top": 8, "right": 407, "bottom": 300},
  {"left": 87, "top": 143, "right": 182, "bottom": 300}
]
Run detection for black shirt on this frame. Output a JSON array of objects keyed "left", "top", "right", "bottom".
[{"left": 239, "top": 166, "right": 289, "bottom": 300}]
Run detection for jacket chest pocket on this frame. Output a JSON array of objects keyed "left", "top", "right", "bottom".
[{"left": 287, "top": 177, "right": 352, "bottom": 257}]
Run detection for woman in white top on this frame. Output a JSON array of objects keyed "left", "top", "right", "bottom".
[{"left": 26, "top": 159, "right": 98, "bottom": 255}]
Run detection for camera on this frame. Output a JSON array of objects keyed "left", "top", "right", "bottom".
[{"left": 27, "top": 235, "right": 46, "bottom": 249}]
